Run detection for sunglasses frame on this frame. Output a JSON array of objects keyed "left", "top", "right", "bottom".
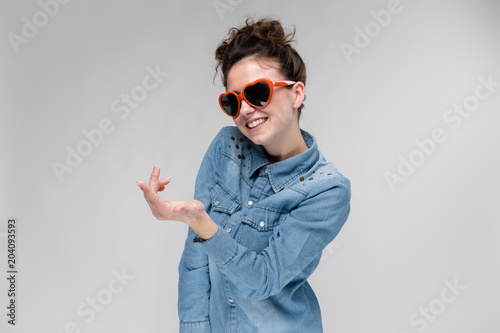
[{"left": 219, "top": 78, "right": 296, "bottom": 118}]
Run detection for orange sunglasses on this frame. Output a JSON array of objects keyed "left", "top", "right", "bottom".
[{"left": 219, "top": 78, "right": 296, "bottom": 118}]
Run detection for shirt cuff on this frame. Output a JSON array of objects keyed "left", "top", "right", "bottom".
[
  {"left": 180, "top": 319, "right": 211, "bottom": 333},
  {"left": 193, "top": 225, "right": 239, "bottom": 266}
]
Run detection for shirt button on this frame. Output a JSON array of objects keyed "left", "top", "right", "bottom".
[
  {"left": 226, "top": 227, "right": 232, "bottom": 233},
  {"left": 248, "top": 201, "right": 253, "bottom": 206},
  {"left": 264, "top": 168, "right": 269, "bottom": 174},
  {"left": 259, "top": 221, "right": 265, "bottom": 227},
  {"left": 214, "top": 201, "right": 219, "bottom": 206},
  {"left": 228, "top": 298, "right": 234, "bottom": 303}
]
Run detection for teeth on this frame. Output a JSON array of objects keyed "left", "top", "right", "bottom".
[{"left": 247, "top": 118, "right": 267, "bottom": 129}]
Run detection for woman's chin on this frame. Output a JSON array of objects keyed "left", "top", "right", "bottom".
[{"left": 241, "top": 129, "right": 268, "bottom": 147}]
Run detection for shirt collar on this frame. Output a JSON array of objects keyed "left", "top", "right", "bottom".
[{"left": 249, "top": 130, "right": 319, "bottom": 193}]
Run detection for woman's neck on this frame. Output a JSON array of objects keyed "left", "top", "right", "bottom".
[{"left": 264, "top": 129, "right": 309, "bottom": 163}]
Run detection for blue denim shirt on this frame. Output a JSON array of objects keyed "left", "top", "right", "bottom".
[{"left": 178, "top": 126, "right": 351, "bottom": 333}]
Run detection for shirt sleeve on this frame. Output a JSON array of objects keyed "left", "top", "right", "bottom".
[
  {"left": 178, "top": 227, "right": 211, "bottom": 333},
  {"left": 193, "top": 173, "right": 351, "bottom": 301},
  {"left": 178, "top": 129, "right": 223, "bottom": 332}
]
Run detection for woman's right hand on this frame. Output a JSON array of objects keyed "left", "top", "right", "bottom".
[{"left": 136, "top": 165, "right": 205, "bottom": 224}]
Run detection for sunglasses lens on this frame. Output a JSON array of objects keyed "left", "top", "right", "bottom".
[
  {"left": 244, "top": 81, "right": 270, "bottom": 107},
  {"left": 220, "top": 93, "right": 239, "bottom": 117}
]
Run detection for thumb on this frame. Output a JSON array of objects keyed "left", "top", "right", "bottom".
[
  {"left": 137, "top": 181, "right": 160, "bottom": 203},
  {"left": 136, "top": 181, "right": 153, "bottom": 196}
]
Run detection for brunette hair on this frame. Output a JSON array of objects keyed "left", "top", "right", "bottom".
[{"left": 215, "top": 18, "right": 307, "bottom": 114}]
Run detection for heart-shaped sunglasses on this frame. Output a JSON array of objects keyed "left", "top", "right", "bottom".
[{"left": 219, "top": 78, "right": 296, "bottom": 118}]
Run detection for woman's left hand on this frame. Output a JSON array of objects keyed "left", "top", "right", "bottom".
[{"left": 136, "top": 165, "right": 205, "bottom": 224}]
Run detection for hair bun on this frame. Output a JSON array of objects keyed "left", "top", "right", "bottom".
[{"left": 239, "top": 18, "right": 295, "bottom": 46}]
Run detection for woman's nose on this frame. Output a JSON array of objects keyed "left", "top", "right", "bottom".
[{"left": 239, "top": 99, "right": 255, "bottom": 117}]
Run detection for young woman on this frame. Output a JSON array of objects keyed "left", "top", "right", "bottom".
[{"left": 137, "top": 18, "right": 351, "bottom": 333}]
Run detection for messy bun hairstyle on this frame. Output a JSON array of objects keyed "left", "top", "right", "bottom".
[{"left": 215, "top": 18, "right": 307, "bottom": 114}]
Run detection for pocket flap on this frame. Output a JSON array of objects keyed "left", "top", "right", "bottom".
[
  {"left": 210, "top": 182, "right": 240, "bottom": 214},
  {"left": 242, "top": 206, "right": 287, "bottom": 231}
]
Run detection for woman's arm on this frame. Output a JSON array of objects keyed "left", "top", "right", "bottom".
[
  {"left": 192, "top": 174, "right": 351, "bottom": 300},
  {"left": 138, "top": 168, "right": 350, "bottom": 301},
  {"left": 137, "top": 167, "right": 215, "bottom": 333},
  {"left": 137, "top": 130, "right": 226, "bottom": 333}
]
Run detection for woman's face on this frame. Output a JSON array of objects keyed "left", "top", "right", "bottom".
[{"left": 226, "top": 57, "right": 305, "bottom": 159}]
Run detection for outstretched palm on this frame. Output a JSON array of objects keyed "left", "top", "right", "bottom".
[{"left": 137, "top": 166, "right": 205, "bottom": 224}]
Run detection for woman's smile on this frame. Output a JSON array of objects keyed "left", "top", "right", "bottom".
[{"left": 246, "top": 117, "right": 268, "bottom": 129}]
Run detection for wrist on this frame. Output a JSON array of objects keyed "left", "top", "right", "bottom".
[{"left": 187, "top": 211, "right": 218, "bottom": 241}]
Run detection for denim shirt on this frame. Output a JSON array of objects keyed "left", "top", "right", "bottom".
[{"left": 178, "top": 126, "right": 351, "bottom": 333}]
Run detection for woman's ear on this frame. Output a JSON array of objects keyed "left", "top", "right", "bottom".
[{"left": 292, "top": 81, "right": 305, "bottom": 109}]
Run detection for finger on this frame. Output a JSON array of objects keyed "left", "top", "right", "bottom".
[
  {"left": 156, "top": 176, "right": 170, "bottom": 192},
  {"left": 136, "top": 180, "right": 149, "bottom": 193},
  {"left": 149, "top": 165, "right": 160, "bottom": 191},
  {"left": 136, "top": 180, "right": 158, "bottom": 202},
  {"left": 158, "top": 177, "right": 171, "bottom": 187}
]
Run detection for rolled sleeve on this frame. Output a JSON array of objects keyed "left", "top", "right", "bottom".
[
  {"left": 194, "top": 226, "right": 239, "bottom": 266},
  {"left": 179, "top": 318, "right": 211, "bottom": 333}
]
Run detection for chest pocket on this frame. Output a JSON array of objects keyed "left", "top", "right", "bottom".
[
  {"left": 240, "top": 206, "right": 288, "bottom": 253},
  {"left": 210, "top": 182, "right": 240, "bottom": 226}
]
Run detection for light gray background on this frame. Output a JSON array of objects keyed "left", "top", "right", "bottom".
[{"left": 1, "top": 0, "right": 499, "bottom": 332}]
